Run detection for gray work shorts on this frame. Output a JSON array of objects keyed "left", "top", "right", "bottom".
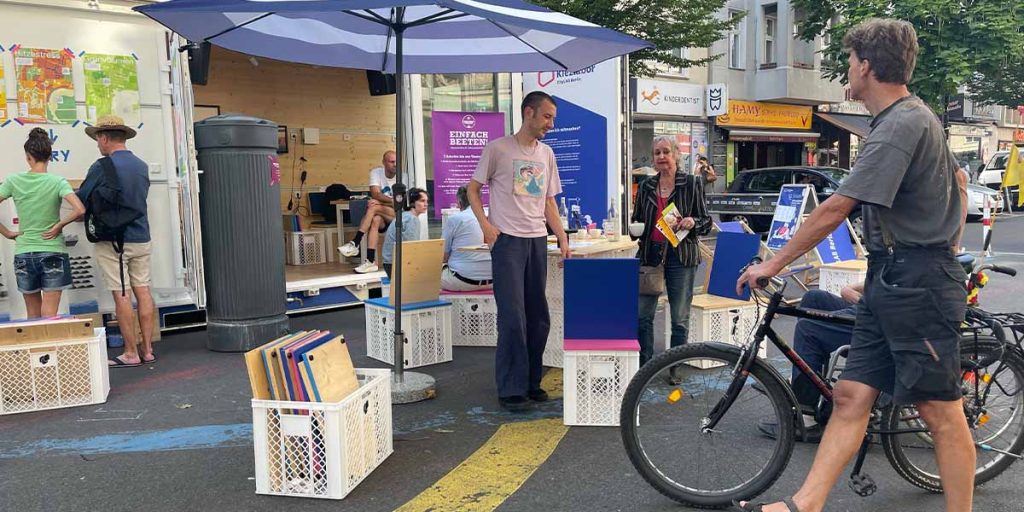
[{"left": 840, "top": 248, "right": 968, "bottom": 404}]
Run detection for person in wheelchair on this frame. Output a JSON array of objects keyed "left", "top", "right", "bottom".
[{"left": 758, "top": 282, "right": 863, "bottom": 443}]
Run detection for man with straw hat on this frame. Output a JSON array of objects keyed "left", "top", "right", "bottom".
[{"left": 78, "top": 115, "right": 156, "bottom": 368}]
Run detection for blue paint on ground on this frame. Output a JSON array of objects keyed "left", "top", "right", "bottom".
[{"left": 0, "top": 423, "right": 253, "bottom": 459}]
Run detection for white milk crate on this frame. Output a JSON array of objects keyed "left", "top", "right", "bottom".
[
  {"left": 308, "top": 228, "right": 341, "bottom": 263},
  {"left": 441, "top": 291, "right": 497, "bottom": 347},
  {"left": 252, "top": 369, "right": 393, "bottom": 500},
  {"left": 0, "top": 328, "right": 109, "bottom": 415},
  {"left": 364, "top": 298, "right": 452, "bottom": 369},
  {"left": 285, "top": 231, "right": 328, "bottom": 266},
  {"left": 684, "top": 294, "right": 762, "bottom": 369},
  {"left": 543, "top": 296, "right": 564, "bottom": 368},
  {"left": 563, "top": 341, "right": 640, "bottom": 426},
  {"left": 818, "top": 260, "right": 868, "bottom": 297}
]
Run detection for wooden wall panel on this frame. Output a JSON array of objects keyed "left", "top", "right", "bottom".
[{"left": 193, "top": 48, "right": 397, "bottom": 216}]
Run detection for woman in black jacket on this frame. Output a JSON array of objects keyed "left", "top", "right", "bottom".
[{"left": 631, "top": 135, "right": 712, "bottom": 371}]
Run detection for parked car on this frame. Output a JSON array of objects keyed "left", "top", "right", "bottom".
[
  {"left": 978, "top": 151, "right": 1009, "bottom": 190},
  {"left": 722, "top": 166, "right": 861, "bottom": 234},
  {"left": 722, "top": 166, "right": 1000, "bottom": 235}
]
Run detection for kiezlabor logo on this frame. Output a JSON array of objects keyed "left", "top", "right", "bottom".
[
  {"left": 461, "top": 115, "right": 476, "bottom": 129},
  {"left": 640, "top": 86, "right": 661, "bottom": 106},
  {"left": 537, "top": 72, "right": 556, "bottom": 87}
]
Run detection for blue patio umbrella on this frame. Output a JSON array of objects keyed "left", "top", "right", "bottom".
[{"left": 135, "top": 0, "right": 651, "bottom": 396}]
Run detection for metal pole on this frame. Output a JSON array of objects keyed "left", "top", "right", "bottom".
[{"left": 393, "top": 16, "right": 405, "bottom": 381}]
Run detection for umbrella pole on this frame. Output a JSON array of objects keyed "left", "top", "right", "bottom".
[{"left": 390, "top": 18, "right": 435, "bottom": 404}]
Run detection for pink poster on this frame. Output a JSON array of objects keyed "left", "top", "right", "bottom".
[{"left": 431, "top": 111, "right": 505, "bottom": 217}]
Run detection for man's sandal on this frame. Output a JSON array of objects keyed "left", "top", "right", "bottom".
[{"left": 732, "top": 497, "right": 801, "bottom": 512}]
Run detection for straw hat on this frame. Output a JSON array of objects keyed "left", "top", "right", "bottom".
[{"left": 85, "top": 114, "right": 137, "bottom": 140}]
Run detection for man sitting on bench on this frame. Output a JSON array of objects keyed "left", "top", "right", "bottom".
[
  {"left": 441, "top": 185, "right": 493, "bottom": 292},
  {"left": 339, "top": 150, "right": 397, "bottom": 273},
  {"left": 757, "top": 282, "right": 863, "bottom": 443}
]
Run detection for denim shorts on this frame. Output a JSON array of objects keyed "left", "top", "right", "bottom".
[{"left": 13, "top": 252, "right": 72, "bottom": 293}]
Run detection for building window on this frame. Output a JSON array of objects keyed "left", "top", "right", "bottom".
[
  {"left": 728, "top": 10, "right": 745, "bottom": 69},
  {"left": 653, "top": 47, "right": 689, "bottom": 77},
  {"left": 792, "top": 8, "right": 816, "bottom": 69},
  {"left": 762, "top": 4, "right": 777, "bottom": 66}
]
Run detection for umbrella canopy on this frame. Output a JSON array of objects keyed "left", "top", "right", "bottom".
[{"left": 136, "top": 0, "right": 651, "bottom": 74}]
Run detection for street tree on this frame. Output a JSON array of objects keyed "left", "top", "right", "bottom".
[
  {"left": 533, "top": 0, "right": 737, "bottom": 77},
  {"left": 792, "top": 0, "right": 1024, "bottom": 113}
]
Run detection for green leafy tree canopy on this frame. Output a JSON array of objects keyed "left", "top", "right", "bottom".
[
  {"left": 534, "top": 0, "right": 738, "bottom": 77},
  {"left": 792, "top": 0, "right": 1024, "bottom": 111}
]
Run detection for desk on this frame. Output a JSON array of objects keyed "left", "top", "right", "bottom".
[{"left": 460, "top": 237, "right": 638, "bottom": 367}]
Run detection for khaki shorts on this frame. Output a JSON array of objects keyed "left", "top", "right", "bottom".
[{"left": 94, "top": 242, "right": 153, "bottom": 291}]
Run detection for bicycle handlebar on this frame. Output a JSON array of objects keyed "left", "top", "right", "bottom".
[{"left": 987, "top": 265, "right": 1018, "bottom": 277}]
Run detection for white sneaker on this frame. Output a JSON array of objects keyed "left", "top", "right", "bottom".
[
  {"left": 339, "top": 241, "right": 359, "bottom": 257},
  {"left": 354, "top": 261, "right": 378, "bottom": 274}
]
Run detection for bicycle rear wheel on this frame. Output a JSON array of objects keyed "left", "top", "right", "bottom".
[
  {"left": 620, "top": 343, "right": 797, "bottom": 509},
  {"left": 882, "top": 340, "right": 1024, "bottom": 492}
]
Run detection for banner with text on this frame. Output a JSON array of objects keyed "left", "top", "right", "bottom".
[
  {"left": 431, "top": 111, "right": 505, "bottom": 217},
  {"left": 524, "top": 60, "right": 621, "bottom": 228}
]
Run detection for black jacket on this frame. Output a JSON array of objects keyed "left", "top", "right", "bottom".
[{"left": 631, "top": 170, "right": 712, "bottom": 267}]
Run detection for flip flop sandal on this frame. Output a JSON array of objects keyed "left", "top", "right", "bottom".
[
  {"left": 108, "top": 355, "right": 142, "bottom": 368},
  {"left": 142, "top": 355, "right": 157, "bottom": 364},
  {"left": 733, "top": 497, "right": 801, "bottom": 512}
]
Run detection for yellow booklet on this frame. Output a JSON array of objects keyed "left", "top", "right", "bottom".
[{"left": 655, "top": 202, "right": 689, "bottom": 247}]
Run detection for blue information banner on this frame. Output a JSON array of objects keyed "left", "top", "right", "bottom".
[
  {"left": 545, "top": 96, "right": 608, "bottom": 226},
  {"left": 815, "top": 221, "right": 857, "bottom": 264},
  {"left": 766, "top": 185, "right": 810, "bottom": 250}
]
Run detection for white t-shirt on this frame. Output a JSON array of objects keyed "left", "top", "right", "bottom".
[
  {"left": 471, "top": 135, "right": 561, "bottom": 238},
  {"left": 369, "top": 166, "right": 397, "bottom": 198}
]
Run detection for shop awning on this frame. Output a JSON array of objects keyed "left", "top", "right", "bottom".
[
  {"left": 815, "top": 112, "right": 871, "bottom": 138},
  {"left": 726, "top": 130, "right": 820, "bottom": 143}
]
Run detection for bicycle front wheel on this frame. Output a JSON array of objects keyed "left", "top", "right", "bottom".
[
  {"left": 620, "top": 343, "right": 797, "bottom": 509},
  {"left": 882, "top": 340, "right": 1024, "bottom": 492}
]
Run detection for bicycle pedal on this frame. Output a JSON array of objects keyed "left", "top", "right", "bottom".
[{"left": 848, "top": 474, "right": 877, "bottom": 497}]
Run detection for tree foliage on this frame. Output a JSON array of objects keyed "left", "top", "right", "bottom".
[
  {"left": 792, "top": 0, "right": 1024, "bottom": 111},
  {"left": 533, "top": 0, "right": 737, "bottom": 77}
]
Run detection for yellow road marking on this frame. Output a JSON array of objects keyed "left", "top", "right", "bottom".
[
  {"left": 394, "top": 418, "right": 568, "bottom": 512},
  {"left": 541, "top": 367, "right": 563, "bottom": 399}
]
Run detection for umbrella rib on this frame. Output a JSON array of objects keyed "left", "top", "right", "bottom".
[
  {"left": 344, "top": 9, "right": 389, "bottom": 26},
  {"left": 405, "top": 9, "right": 465, "bottom": 28},
  {"left": 205, "top": 12, "right": 275, "bottom": 42},
  {"left": 487, "top": 20, "right": 569, "bottom": 70}
]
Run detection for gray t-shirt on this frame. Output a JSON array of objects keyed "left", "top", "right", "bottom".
[{"left": 836, "top": 96, "right": 960, "bottom": 253}]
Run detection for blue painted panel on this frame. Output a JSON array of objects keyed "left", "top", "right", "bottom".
[{"left": 563, "top": 258, "right": 639, "bottom": 340}]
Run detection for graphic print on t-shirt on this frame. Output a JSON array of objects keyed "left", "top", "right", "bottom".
[{"left": 513, "top": 159, "right": 546, "bottom": 197}]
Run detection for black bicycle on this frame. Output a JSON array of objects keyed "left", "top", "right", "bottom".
[{"left": 620, "top": 261, "right": 1024, "bottom": 509}]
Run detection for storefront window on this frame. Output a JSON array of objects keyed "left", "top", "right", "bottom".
[{"left": 421, "top": 73, "right": 513, "bottom": 219}]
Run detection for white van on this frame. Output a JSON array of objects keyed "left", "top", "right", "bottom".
[{"left": 979, "top": 151, "right": 1010, "bottom": 190}]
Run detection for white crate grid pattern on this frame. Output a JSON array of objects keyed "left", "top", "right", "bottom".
[
  {"left": 0, "top": 329, "right": 109, "bottom": 415},
  {"left": 818, "top": 267, "right": 867, "bottom": 297},
  {"left": 686, "top": 302, "right": 763, "bottom": 369},
  {"left": 365, "top": 303, "right": 453, "bottom": 369},
  {"left": 441, "top": 294, "right": 498, "bottom": 347},
  {"left": 253, "top": 369, "right": 393, "bottom": 500},
  {"left": 564, "top": 349, "right": 639, "bottom": 426},
  {"left": 308, "top": 228, "right": 341, "bottom": 263},
  {"left": 543, "top": 296, "right": 564, "bottom": 368},
  {"left": 286, "top": 231, "right": 328, "bottom": 266}
]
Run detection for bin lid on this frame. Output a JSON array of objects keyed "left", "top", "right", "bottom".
[{"left": 195, "top": 114, "right": 278, "bottom": 150}]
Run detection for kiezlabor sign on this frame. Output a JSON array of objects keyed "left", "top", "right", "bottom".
[{"left": 766, "top": 185, "right": 811, "bottom": 250}]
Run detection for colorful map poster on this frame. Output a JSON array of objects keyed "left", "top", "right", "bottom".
[
  {"left": 0, "top": 58, "right": 6, "bottom": 123},
  {"left": 14, "top": 47, "right": 75, "bottom": 124},
  {"left": 82, "top": 53, "right": 140, "bottom": 126}
]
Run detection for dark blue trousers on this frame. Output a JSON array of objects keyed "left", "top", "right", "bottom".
[
  {"left": 491, "top": 234, "right": 550, "bottom": 398},
  {"left": 792, "top": 290, "right": 856, "bottom": 410}
]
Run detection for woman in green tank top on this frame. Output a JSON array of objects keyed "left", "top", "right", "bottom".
[{"left": 0, "top": 128, "right": 86, "bottom": 318}]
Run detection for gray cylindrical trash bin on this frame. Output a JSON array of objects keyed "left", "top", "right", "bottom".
[{"left": 196, "top": 114, "right": 289, "bottom": 352}]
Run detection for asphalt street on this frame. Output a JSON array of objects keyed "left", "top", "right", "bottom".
[{"left": 0, "top": 214, "right": 1022, "bottom": 512}]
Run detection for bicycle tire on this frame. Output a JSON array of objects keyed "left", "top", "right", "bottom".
[
  {"left": 620, "top": 343, "right": 797, "bottom": 508},
  {"left": 882, "top": 340, "right": 1024, "bottom": 492}
]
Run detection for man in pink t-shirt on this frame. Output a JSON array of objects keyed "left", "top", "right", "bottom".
[{"left": 468, "top": 91, "right": 571, "bottom": 412}]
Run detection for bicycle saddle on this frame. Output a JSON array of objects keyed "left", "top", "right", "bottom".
[{"left": 956, "top": 253, "right": 976, "bottom": 275}]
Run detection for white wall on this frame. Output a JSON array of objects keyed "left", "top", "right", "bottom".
[{"left": 0, "top": 1, "right": 183, "bottom": 318}]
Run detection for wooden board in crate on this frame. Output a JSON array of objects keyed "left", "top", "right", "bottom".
[{"left": 0, "top": 318, "right": 97, "bottom": 346}]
